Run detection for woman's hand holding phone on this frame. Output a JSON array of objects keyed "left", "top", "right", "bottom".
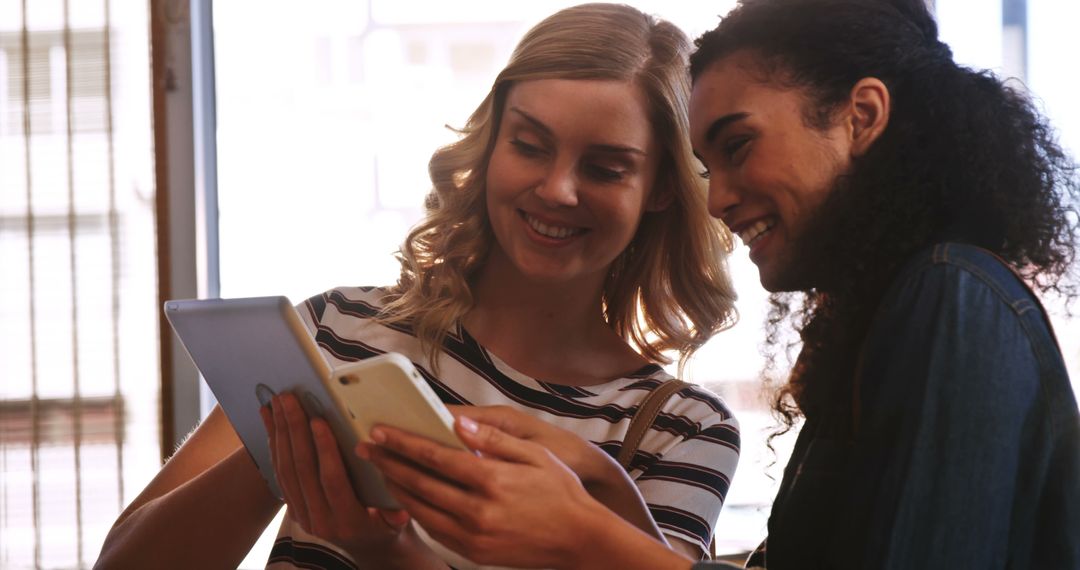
[
  {"left": 445, "top": 405, "right": 667, "bottom": 542},
  {"left": 260, "top": 393, "right": 445, "bottom": 569},
  {"left": 359, "top": 413, "right": 618, "bottom": 568},
  {"left": 446, "top": 405, "right": 624, "bottom": 490},
  {"left": 360, "top": 406, "right": 670, "bottom": 563}
]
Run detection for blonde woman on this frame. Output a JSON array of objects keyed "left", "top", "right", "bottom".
[{"left": 97, "top": 4, "right": 740, "bottom": 569}]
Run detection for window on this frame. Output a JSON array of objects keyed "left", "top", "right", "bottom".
[
  {"left": 1, "top": 29, "right": 110, "bottom": 135},
  {"left": 209, "top": 3, "right": 1079, "bottom": 564},
  {"left": 207, "top": 1, "right": 1080, "bottom": 564},
  {"left": 0, "top": 1, "right": 158, "bottom": 568},
  {"left": 0, "top": 1, "right": 1072, "bottom": 568}
]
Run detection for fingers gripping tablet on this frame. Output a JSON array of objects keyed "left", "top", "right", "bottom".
[{"left": 164, "top": 296, "right": 422, "bottom": 509}]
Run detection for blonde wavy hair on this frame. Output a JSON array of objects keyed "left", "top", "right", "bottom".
[{"left": 382, "top": 3, "right": 738, "bottom": 374}]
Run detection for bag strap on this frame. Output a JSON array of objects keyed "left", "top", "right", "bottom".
[
  {"left": 617, "top": 379, "right": 689, "bottom": 470},
  {"left": 617, "top": 379, "right": 719, "bottom": 560}
]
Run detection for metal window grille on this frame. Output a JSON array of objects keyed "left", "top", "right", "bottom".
[{"left": 0, "top": 0, "right": 158, "bottom": 568}]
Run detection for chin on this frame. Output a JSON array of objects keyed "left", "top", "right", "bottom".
[
  {"left": 517, "top": 263, "right": 575, "bottom": 284},
  {"left": 756, "top": 260, "right": 812, "bottom": 293},
  {"left": 758, "top": 273, "right": 788, "bottom": 293}
]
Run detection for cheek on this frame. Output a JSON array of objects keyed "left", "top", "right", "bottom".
[
  {"left": 793, "top": 149, "right": 847, "bottom": 213},
  {"left": 483, "top": 166, "right": 514, "bottom": 230},
  {"left": 484, "top": 183, "right": 498, "bottom": 221},
  {"left": 484, "top": 156, "right": 516, "bottom": 208},
  {"left": 603, "top": 193, "right": 649, "bottom": 240},
  {"left": 484, "top": 151, "right": 504, "bottom": 194},
  {"left": 485, "top": 151, "right": 536, "bottom": 203},
  {"left": 755, "top": 145, "right": 839, "bottom": 218},
  {"left": 737, "top": 162, "right": 786, "bottom": 209}
]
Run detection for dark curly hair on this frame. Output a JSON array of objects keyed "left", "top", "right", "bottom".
[{"left": 691, "top": 0, "right": 1080, "bottom": 433}]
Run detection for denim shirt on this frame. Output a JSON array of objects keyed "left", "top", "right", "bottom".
[{"left": 696, "top": 243, "right": 1080, "bottom": 569}]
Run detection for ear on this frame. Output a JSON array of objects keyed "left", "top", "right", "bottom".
[{"left": 847, "top": 77, "right": 890, "bottom": 157}]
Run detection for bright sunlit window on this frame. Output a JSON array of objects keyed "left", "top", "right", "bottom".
[
  {"left": 0, "top": 1, "right": 158, "bottom": 568},
  {"left": 207, "top": 1, "right": 1079, "bottom": 566}
]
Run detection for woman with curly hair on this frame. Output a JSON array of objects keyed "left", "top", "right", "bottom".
[
  {"left": 362, "top": 0, "right": 1080, "bottom": 568},
  {"left": 96, "top": 4, "right": 741, "bottom": 569}
]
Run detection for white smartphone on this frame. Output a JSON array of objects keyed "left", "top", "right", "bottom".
[
  {"left": 328, "top": 353, "right": 469, "bottom": 453},
  {"left": 164, "top": 296, "right": 400, "bottom": 509}
]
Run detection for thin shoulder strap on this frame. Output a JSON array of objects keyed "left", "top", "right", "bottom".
[
  {"left": 617, "top": 379, "right": 690, "bottom": 470},
  {"left": 617, "top": 379, "right": 720, "bottom": 560}
]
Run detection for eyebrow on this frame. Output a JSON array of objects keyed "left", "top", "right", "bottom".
[
  {"left": 703, "top": 112, "right": 751, "bottom": 144},
  {"left": 507, "top": 106, "right": 647, "bottom": 156}
]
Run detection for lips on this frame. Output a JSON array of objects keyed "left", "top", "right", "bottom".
[
  {"left": 521, "top": 211, "right": 587, "bottom": 240},
  {"left": 735, "top": 218, "right": 775, "bottom": 247}
]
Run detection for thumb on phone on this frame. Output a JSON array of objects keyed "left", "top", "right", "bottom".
[
  {"left": 449, "top": 404, "right": 539, "bottom": 439},
  {"left": 454, "top": 415, "right": 543, "bottom": 465}
]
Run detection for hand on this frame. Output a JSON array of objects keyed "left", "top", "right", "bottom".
[
  {"left": 359, "top": 415, "right": 636, "bottom": 569},
  {"left": 262, "top": 393, "right": 430, "bottom": 564},
  {"left": 448, "top": 405, "right": 666, "bottom": 543},
  {"left": 447, "top": 405, "right": 614, "bottom": 487}
]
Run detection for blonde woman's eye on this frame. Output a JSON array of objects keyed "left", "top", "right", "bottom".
[
  {"left": 510, "top": 139, "right": 545, "bottom": 157},
  {"left": 585, "top": 164, "right": 624, "bottom": 182},
  {"left": 699, "top": 168, "right": 711, "bottom": 180}
]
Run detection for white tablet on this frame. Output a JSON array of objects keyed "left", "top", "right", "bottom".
[{"left": 163, "top": 296, "right": 399, "bottom": 509}]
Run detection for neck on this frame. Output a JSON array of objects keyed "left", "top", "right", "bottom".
[
  {"left": 463, "top": 250, "right": 642, "bottom": 385},
  {"left": 466, "top": 255, "right": 609, "bottom": 350}
]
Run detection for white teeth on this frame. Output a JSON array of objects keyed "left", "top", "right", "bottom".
[
  {"left": 738, "top": 219, "right": 775, "bottom": 247},
  {"left": 525, "top": 213, "right": 583, "bottom": 239}
]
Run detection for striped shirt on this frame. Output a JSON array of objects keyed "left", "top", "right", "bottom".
[{"left": 267, "top": 287, "right": 741, "bottom": 569}]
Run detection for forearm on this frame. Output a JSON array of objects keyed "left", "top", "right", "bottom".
[
  {"left": 564, "top": 501, "right": 694, "bottom": 570},
  {"left": 96, "top": 448, "right": 282, "bottom": 569},
  {"left": 353, "top": 531, "right": 450, "bottom": 570},
  {"left": 573, "top": 444, "right": 666, "bottom": 542},
  {"left": 586, "top": 474, "right": 666, "bottom": 543}
]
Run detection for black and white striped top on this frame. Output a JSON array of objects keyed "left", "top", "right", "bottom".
[{"left": 268, "top": 287, "right": 741, "bottom": 569}]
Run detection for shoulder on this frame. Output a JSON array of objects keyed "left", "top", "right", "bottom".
[
  {"left": 882, "top": 242, "right": 1040, "bottom": 318},
  {"left": 661, "top": 374, "right": 736, "bottom": 420},
  {"left": 860, "top": 242, "right": 1071, "bottom": 426},
  {"left": 628, "top": 377, "right": 741, "bottom": 462},
  {"left": 670, "top": 382, "right": 740, "bottom": 444},
  {"left": 294, "top": 286, "right": 417, "bottom": 365},
  {"left": 672, "top": 381, "right": 740, "bottom": 456},
  {"left": 876, "top": 242, "right": 1066, "bottom": 368},
  {"left": 630, "top": 380, "right": 741, "bottom": 553},
  {"left": 297, "top": 286, "right": 393, "bottom": 324},
  {"left": 870, "top": 242, "right": 1057, "bottom": 361},
  {"left": 624, "top": 373, "right": 739, "bottom": 433}
]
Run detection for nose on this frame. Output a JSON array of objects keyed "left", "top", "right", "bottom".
[
  {"left": 706, "top": 174, "right": 738, "bottom": 220},
  {"left": 533, "top": 162, "right": 578, "bottom": 208}
]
